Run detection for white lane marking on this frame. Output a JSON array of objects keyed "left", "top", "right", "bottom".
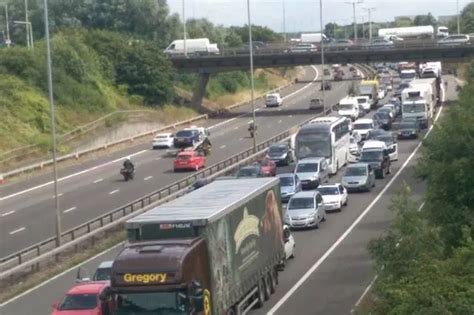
[
  {"left": 1, "top": 210, "right": 15, "bottom": 217},
  {"left": 63, "top": 207, "right": 77, "bottom": 214},
  {"left": 52, "top": 193, "right": 63, "bottom": 199},
  {"left": 0, "top": 242, "right": 124, "bottom": 307},
  {"left": 109, "top": 189, "right": 119, "bottom": 195},
  {"left": 417, "top": 201, "right": 426, "bottom": 212},
  {"left": 9, "top": 227, "right": 26, "bottom": 235},
  {"left": 1, "top": 149, "right": 148, "bottom": 202},
  {"left": 351, "top": 275, "right": 378, "bottom": 313},
  {"left": 289, "top": 115, "right": 293, "bottom": 118},
  {"left": 208, "top": 65, "right": 319, "bottom": 131},
  {"left": 144, "top": 176, "right": 153, "bottom": 181},
  {"left": 234, "top": 126, "right": 239, "bottom": 130},
  {"left": 93, "top": 178, "right": 103, "bottom": 184},
  {"left": 239, "top": 138, "right": 244, "bottom": 141},
  {"left": 268, "top": 105, "right": 444, "bottom": 314},
  {"left": 278, "top": 120, "right": 282, "bottom": 124},
  {"left": 219, "top": 145, "right": 227, "bottom": 149}
]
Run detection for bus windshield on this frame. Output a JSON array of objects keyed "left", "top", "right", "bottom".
[
  {"left": 296, "top": 133, "right": 331, "bottom": 159},
  {"left": 113, "top": 291, "right": 189, "bottom": 315},
  {"left": 403, "top": 104, "right": 425, "bottom": 113}
]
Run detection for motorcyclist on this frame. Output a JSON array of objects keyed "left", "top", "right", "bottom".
[
  {"left": 123, "top": 157, "right": 134, "bottom": 173},
  {"left": 248, "top": 121, "right": 256, "bottom": 138},
  {"left": 197, "top": 137, "right": 212, "bottom": 156}
]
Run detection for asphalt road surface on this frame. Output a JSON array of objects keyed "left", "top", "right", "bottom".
[
  {"left": 0, "top": 65, "right": 356, "bottom": 257},
  {"left": 1, "top": 75, "right": 458, "bottom": 315}
]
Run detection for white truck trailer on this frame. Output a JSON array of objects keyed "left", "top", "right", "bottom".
[{"left": 401, "top": 81, "right": 434, "bottom": 128}]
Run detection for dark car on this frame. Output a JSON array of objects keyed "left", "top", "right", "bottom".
[
  {"left": 359, "top": 148, "right": 391, "bottom": 179},
  {"left": 236, "top": 164, "right": 263, "bottom": 178},
  {"left": 394, "top": 82, "right": 410, "bottom": 99},
  {"left": 173, "top": 129, "right": 200, "bottom": 148},
  {"left": 376, "top": 107, "right": 394, "bottom": 120},
  {"left": 358, "top": 105, "right": 366, "bottom": 118},
  {"left": 366, "top": 128, "right": 390, "bottom": 141},
  {"left": 373, "top": 112, "right": 392, "bottom": 130},
  {"left": 397, "top": 118, "right": 422, "bottom": 139},
  {"left": 266, "top": 143, "right": 293, "bottom": 166},
  {"left": 321, "top": 81, "right": 332, "bottom": 90}
]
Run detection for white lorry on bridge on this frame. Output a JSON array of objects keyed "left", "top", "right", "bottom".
[
  {"left": 401, "top": 80, "right": 435, "bottom": 128},
  {"left": 300, "top": 33, "right": 329, "bottom": 43},
  {"left": 378, "top": 26, "right": 449, "bottom": 39}
]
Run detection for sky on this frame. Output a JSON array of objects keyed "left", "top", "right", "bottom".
[{"left": 167, "top": 0, "right": 472, "bottom": 32}]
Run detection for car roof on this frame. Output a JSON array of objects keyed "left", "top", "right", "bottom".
[
  {"left": 278, "top": 173, "right": 295, "bottom": 178},
  {"left": 356, "top": 96, "right": 370, "bottom": 100},
  {"left": 354, "top": 118, "right": 374, "bottom": 124},
  {"left": 66, "top": 282, "right": 109, "bottom": 295},
  {"left": 291, "top": 191, "right": 318, "bottom": 198},
  {"left": 382, "top": 104, "right": 395, "bottom": 107},
  {"left": 318, "top": 184, "right": 341, "bottom": 189},
  {"left": 346, "top": 162, "right": 369, "bottom": 169},
  {"left": 155, "top": 133, "right": 173, "bottom": 137},
  {"left": 297, "top": 157, "right": 325, "bottom": 163},
  {"left": 270, "top": 143, "right": 288, "bottom": 148},
  {"left": 97, "top": 261, "right": 113, "bottom": 269},
  {"left": 363, "top": 140, "right": 386, "bottom": 148}
]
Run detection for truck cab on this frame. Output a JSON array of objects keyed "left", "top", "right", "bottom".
[{"left": 401, "top": 87, "right": 433, "bottom": 128}]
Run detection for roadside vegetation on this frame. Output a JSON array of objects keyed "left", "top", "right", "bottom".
[
  {"left": 360, "top": 60, "right": 474, "bottom": 314},
  {"left": 0, "top": 0, "right": 287, "bottom": 155}
]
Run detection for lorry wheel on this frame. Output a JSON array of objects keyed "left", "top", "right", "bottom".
[
  {"left": 264, "top": 274, "right": 272, "bottom": 301},
  {"left": 254, "top": 279, "right": 265, "bottom": 308},
  {"left": 270, "top": 270, "right": 278, "bottom": 293}
]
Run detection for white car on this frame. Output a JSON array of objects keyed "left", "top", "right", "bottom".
[
  {"left": 355, "top": 96, "right": 371, "bottom": 113},
  {"left": 152, "top": 133, "right": 174, "bottom": 149},
  {"left": 283, "top": 225, "right": 295, "bottom": 260},
  {"left": 352, "top": 118, "right": 376, "bottom": 140},
  {"left": 378, "top": 88, "right": 386, "bottom": 99},
  {"left": 317, "top": 184, "right": 348, "bottom": 212},
  {"left": 348, "top": 136, "right": 361, "bottom": 163},
  {"left": 265, "top": 93, "right": 283, "bottom": 107}
]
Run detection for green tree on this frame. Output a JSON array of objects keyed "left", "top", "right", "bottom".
[
  {"left": 413, "top": 13, "right": 437, "bottom": 26},
  {"left": 460, "top": 2, "right": 474, "bottom": 33}
]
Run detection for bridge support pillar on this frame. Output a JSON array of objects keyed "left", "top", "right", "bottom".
[{"left": 191, "top": 73, "right": 210, "bottom": 107}]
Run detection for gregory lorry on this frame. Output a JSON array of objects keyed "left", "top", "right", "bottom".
[
  {"left": 107, "top": 177, "right": 285, "bottom": 315},
  {"left": 401, "top": 80, "right": 434, "bottom": 128}
]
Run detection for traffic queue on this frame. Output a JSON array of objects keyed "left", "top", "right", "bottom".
[{"left": 51, "top": 61, "right": 443, "bottom": 315}]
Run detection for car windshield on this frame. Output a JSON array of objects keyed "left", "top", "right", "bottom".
[
  {"left": 93, "top": 268, "right": 111, "bottom": 281},
  {"left": 378, "top": 108, "right": 391, "bottom": 114},
  {"left": 268, "top": 146, "right": 287, "bottom": 154},
  {"left": 114, "top": 291, "right": 189, "bottom": 314},
  {"left": 400, "top": 72, "right": 416, "bottom": 79},
  {"left": 237, "top": 167, "right": 259, "bottom": 177},
  {"left": 279, "top": 176, "right": 294, "bottom": 186},
  {"left": 288, "top": 197, "right": 314, "bottom": 210},
  {"left": 360, "top": 150, "right": 383, "bottom": 162},
  {"left": 403, "top": 104, "right": 425, "bottom": 113},
  {"left": 353, "top": 123, "right": 372, "bottom": 130},
  {"left": 175, "top": 130, "right": 193, "bottom": 137},
  {"left": 318, "top": 187, "right": 339, "bottom": 195},
  {"left": 400, "top": 121, "right": 417, "bottom": 129},
  {"left": 374, "top": 113, "right": 389, "bottom": 120},
  {"left": 357, "top": 98, "right": 367, "bottom": 104},
  {"left": 345, "top": 166, "right": 367, "bottom": 177},
  {"left": 296, "top": 133, "right": 331, "bottom": 159},
  {"left": 296, "top": 163, "right": 318, "bottom": 173},
  {"left": 339, "top": 104, "right": 354, "bottom": 110},
  {"left": 376, "top": 135, "right": 393, "bottom": 145},
  {"left": 58, "top": 294, "right": 97, "bottom": 311}
]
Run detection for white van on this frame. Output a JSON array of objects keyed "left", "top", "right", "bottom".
[
  {"left": 353, "top": 118, "right": 376, "bottom": 140},
  {"left": 164, "top": 38, "right": 220, "bottom": 56},
  {"left": 363, "top": 139, "right": 398, "bottom": 161},
  {"left": 338, "top": 96, "right": 360, "bottom": 121}
]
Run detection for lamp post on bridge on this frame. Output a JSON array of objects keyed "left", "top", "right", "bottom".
[
  {"left": 345, "top": 0, "right": 363, "bottom": 43},
  {"left": 247, "top": 0, "right": 257, "bottom": 153},
  {"left": 319, "top": 0, "right": 326, "bottom": 113},
  {"left": 363, "top": 7, "right": 376, "bottom": 42},
  {"left": 182, "top": 0, "right": 187, "bottom": 57}
]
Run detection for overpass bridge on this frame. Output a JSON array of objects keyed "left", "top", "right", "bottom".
[{"left": 173, "top": 43, "right": 474, "bottom": 106}]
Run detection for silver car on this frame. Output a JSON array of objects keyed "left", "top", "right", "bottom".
[
  {"left": 294, "top": 157, "right": 329, "bottom": 189},
  {"left": 438, "top": 34, "right": 470, "bottom": 46},
  {"left": 284, "top": 191, "right": 326, "bottom": 229},
  {"left": 278, "top": 173, "right": 302, "bottom": 203},
  {"left": 341, "top": 163, "right": 376, "bottom": 192}
]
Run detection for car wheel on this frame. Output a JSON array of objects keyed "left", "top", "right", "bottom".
[
  {"left": 254, "top": 279, "right": 265, "bottom": 308},
  {"left": 264, "top": 273, "right": 272, "bottom": 301},
  {"left": 322, "top": 211, "right": 327, "bottom": 222},
  {"left": 338, "top": 202, "right": 343, "bottom": 212},
  {"left": 314, "top": 218, "right": 320, "bottom": 229},
  {"left": 270, "top": 270, "right": 277, "bottom": 293},
  {"left": 290, "top": 245, "right": 295, "bottom": 259}
]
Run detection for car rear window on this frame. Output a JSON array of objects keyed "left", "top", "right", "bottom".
[
  {"left": 59, "top": 294, "right": 97, "bottom": 310},
  {"left": 176, "top": 130, "right": 194, "bottom": 137}
]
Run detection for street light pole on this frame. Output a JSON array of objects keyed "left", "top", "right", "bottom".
[
  {"left": 363, "top": 7, "right": 376, "bottom": 41},
  {"left": 182, "top": 0, "right": 187, "bottom": 57},
  {"left": 361, "top": 15, "right": 365, "bottom": 39},
  {"left": 346, "top": 0, "right": 362, "bottom": 42},
  {"left": 320, "top": 0, "right": 326, "bottom": 113},
  {"left": 282, "top": 0, "right": 287, "bottom": 42},
  {"left": 457, "top": 0, "right": 460, "bottom": 34},
  {"left": 4, "top": 4, "right": 10, "bottom": 47},
  {"left": 247, "top": 0, "right": 257, "bottom": 153},
  {"left": 43, "top": 0, "right": 61, "bottom": 247},
  {"left": 24, "top": 0, "right": 30, "bottom": 49}
]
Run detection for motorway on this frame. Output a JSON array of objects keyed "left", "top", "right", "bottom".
[
  {"left": 0, "top": 74, "right": 459, "bottom": 315},
  {"left": 0, "top": 65, "right": 357, "bottom": 257}
]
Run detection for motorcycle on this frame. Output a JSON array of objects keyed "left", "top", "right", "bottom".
[{"left": 120, "top": 168, "right": 135, "bottom": 181}]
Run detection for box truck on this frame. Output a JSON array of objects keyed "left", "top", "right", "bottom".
[
  {"left": 412, "top": 77, "right": 441, "bottom": 106},
  {"left": 402, "top": 81, "right": 434, "bottom": 128},
  {"left": 359, "top": 80, "right": 379, "bottom": 109},
  {"left": 108, "top": 177, "right": 285, "bottom": 315},
  {"left": 300, "top": 33, "right": 329, "bottom": 43},
  {"left": 164, "top": 38, "right": 220, "bottom": 56}
]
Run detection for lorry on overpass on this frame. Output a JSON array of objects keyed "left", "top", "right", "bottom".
[
  {"left": 401, "top": 79, "right": 435, "bottom": 128},
  {"left": 108, "top": 177, "right": 285, "bottom": 315},
  {"left": 358, "top": 80, "right": 379, "bottom": 109},
  {"left": 378, "top": 25, "right": 449, "bottom": 39},
  {"left": 300, "top": 33, "right": 329, "bottom": 44}
]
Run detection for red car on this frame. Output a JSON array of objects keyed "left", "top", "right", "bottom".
[
  {"left": 259, "top": 158, "right": 277, "bottom": 176},
  {"left": 174, "top": 149, "right": 205, "bottom": 172},
  {"left": 51, "top": 282, "right": 111, "bottom": 315}
]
